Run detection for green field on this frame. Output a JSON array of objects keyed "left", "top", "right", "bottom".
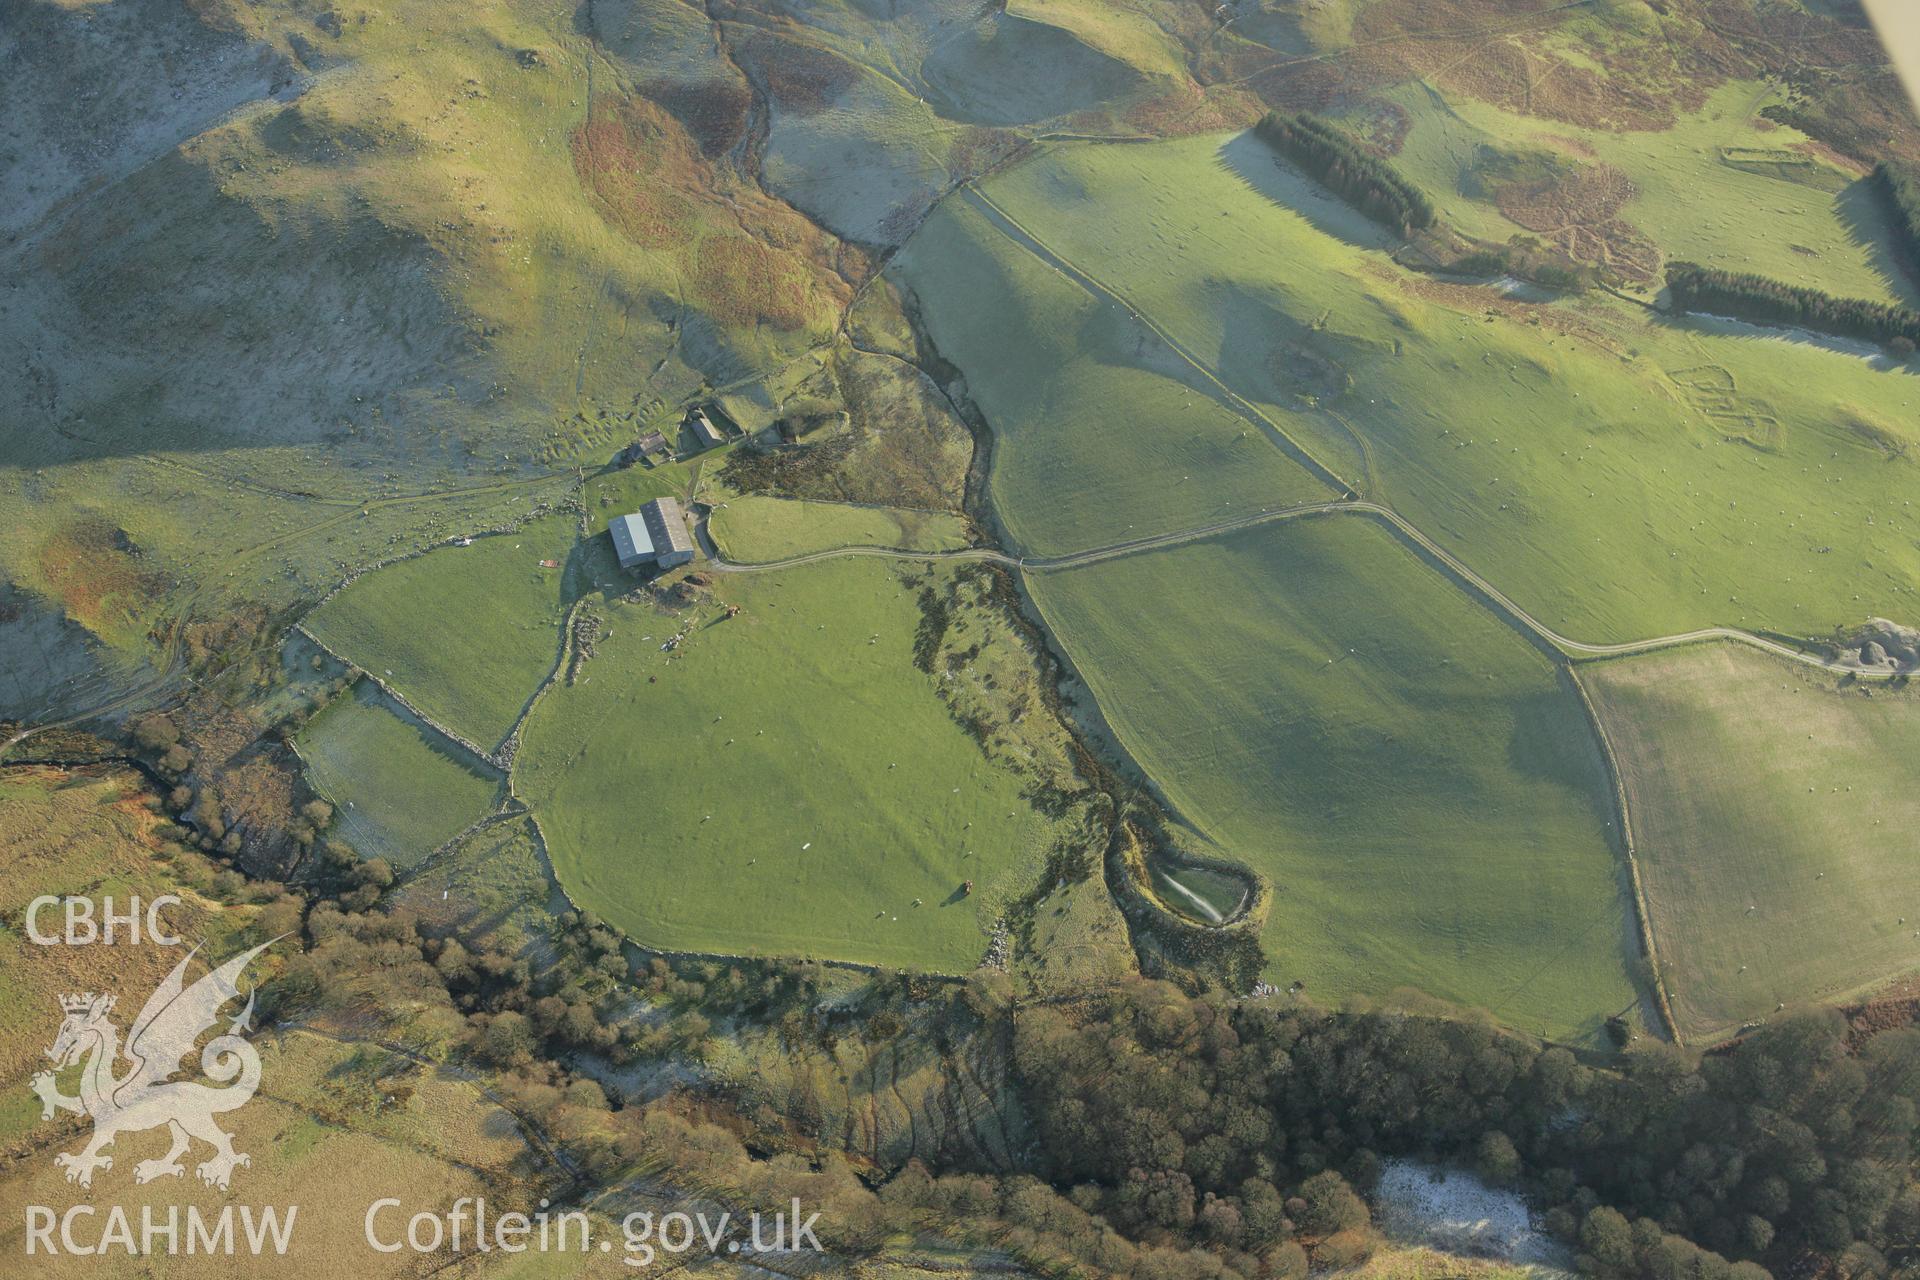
[
  {"left": 304, "top": 515, "right": 577, "bottom": 749},
  {"left": 516, "top": 557, "right": 1077, "bottom": 970},
  {"left": 1029, "top": 515, "right": 1640, "bottom": 1043},
  {"left": 298, "top": 682, "right": 504, "bottom": 868},
  {"left": 891, "top": 194, "right": 1337, "bottom": 557},
  {"left": 1377, "top": 79, "right": 1915, "bottom": 306},
  {"left": 932, "top": 132, "right": 1920, "bottom": 643},
  {"left": 587, "top": 454, "right": 708, "bottom": 522},
  {"left": 1583, "top": 644, "right": 1920, "bottom": 1043},
  {"left": 708, "top": 496, "right": 970, "bottom": 562}
]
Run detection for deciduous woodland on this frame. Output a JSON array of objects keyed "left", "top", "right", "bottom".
[{"left": 257, "top": 819, "right": 1920, "bottom": 1278}]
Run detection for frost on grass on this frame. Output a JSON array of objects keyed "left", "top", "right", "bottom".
[{"left": 1375, "top": 1161, "right": 1569, "bottom": 1269}]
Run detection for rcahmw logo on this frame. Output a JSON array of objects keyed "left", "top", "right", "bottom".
[{"left": 24, "top": 938, "right": 298, "bottom": 1259}]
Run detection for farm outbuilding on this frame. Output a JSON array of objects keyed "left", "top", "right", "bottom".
[
  {"left": 686, "top": 408, "right": 727, "bottom": 451},
  {"left": 614, "top": 430, "right": 672, "bottom": 469},
  {"left": 609, "top": 498, "right": 695, "bottom": 571}
]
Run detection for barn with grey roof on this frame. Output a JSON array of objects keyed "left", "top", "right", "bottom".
[{"left": 609, "top": 497, "right": 695, "bottom": 571}]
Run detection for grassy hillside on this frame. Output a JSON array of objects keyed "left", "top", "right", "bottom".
[
  {"left": 0, "top": 786, "right": 565, "bottom": 1271},
  {"left": 1378, "top": 79, "right": 1913, "bottom": 303},
  {"left": 297, "top": 682, "right": 503, "bottom": 869},
  {"left": 0, "top": 1029, "right": 567, "bottom": 1279},
  {"left": 1584, "top": 644, "right": 1920, "bottom": 1042},
  {"left": 517, "top": 557, "right": 1089, "bottom": 970},
  {"left": 0, "top": 0, "right": 857, "bottom": 698},
  {"left": 954, "top": 133, "right": 1920, "bottom": 642},
  {"left": 891, "top": 195, "right": 1337, "bottom": 557},
  {"left": 1030, "top": 516, "right": 1640, "bottom": 1044},
  {"left": 303, "top": 515, "right": 577, "bottom": 750}
]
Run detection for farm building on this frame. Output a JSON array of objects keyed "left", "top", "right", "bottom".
[
  {"left": 609, "top": 498, "right": 695, "bottom": 571},
  {"left": 686, "top": 407, "right": 727, "bottom": 451},
  {"left": 615, "top": 430, "right": 671, "bottom": 468}
]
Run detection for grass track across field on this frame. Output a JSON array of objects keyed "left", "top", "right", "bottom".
[
  {"left": 1028, "top": 515, "right": 1641, "bottom": 1044},
  {"left": 708, "top": 495, "right": 970, "bottom": 563}
]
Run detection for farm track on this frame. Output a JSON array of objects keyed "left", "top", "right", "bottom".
[
  {"left": 698, "top": 499, "right": 1341, "bottom": 572},
  {"left": 702, "top": 498, "right": 1889, "bottom": 680},
  {"left": 707, "top": 177, "right": 1891, "bottom": 687},
  {"left": 945, "top": 181, "right": 1913, "bottom": 683},
  {"left": 959, "top": 186, "right": 1362, "bottom": 499}
]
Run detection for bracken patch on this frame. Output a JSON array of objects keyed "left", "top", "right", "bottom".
[
  {"left": 568, "top": 91, "right": 851, "bottom": 329},
  {"left": 1493, "top": 160, "right": 1659, "bottom": 282},
  {"left": 693, "top": 233, "right": 822, "bottom": 332},
  {"left": 949, "top": 126, "right": 1026, "bottom": 181},
  {"left": 1122, "top": 82, "right": 1263, "bottom": 138},
  {"left": 1331, "top": 0, "right": 1748, "bottom": 132},
  {"left": 643, "top": 75, "right": 752, "bottom": 158},
  {"left": 1245, "top": 58, "right": 1350, "bottom": 114},
  {"left": 1344, "top": 97, "right": 1413, "bottom": 156},
  {"left": 36, "top": 518, "right": 169, "bottom": 633},
  {"left": 568, "top": 96, "right": 701, "bottom": 248},
  {"left": 740, "top": 33, "right": 858, "bottom": 116}
]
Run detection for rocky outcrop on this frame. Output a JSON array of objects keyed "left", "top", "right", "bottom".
[{"left": 1837, "top": 618, "right": 1920, "bottom": 673}]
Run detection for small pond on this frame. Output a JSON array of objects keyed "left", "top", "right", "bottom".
[{"left": 1150, "top": 858, "right": 1251, "bottom": 925}]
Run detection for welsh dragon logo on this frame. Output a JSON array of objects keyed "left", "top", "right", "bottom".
[{"left": 31, "top": 941, "right": 276, "bottom": 1190}]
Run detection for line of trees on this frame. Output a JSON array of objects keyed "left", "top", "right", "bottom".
[
  {"left": 1665, "top": 260, "right": 1920, "bottom": 350},
  {"left": 1253, "top": 112, "right": 1437, "bottom": 236},
  {"left": 1879, "top": 161, "right": 1920, "bottom": 274}
]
